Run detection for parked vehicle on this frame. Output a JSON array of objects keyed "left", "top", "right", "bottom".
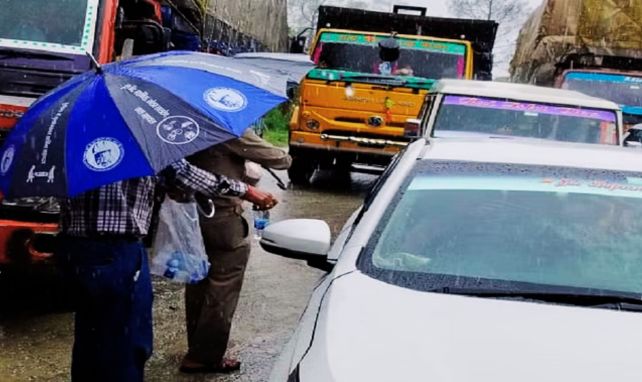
[
  {"left": 287, "top": 5, "right": 497, "bottom": 183},
  {"left": 510, "top": 0, "right": 642, "bottom": 130},
  {"left": 263, "top": 137, "right": 642, "bottom": 382},
  {"left": 0, "top": 0, "right": 205, "bottom": 267},
  {"left": 411, "top": 79, "right": 623, "bottom": 146}
]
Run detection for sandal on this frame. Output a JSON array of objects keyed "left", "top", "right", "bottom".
[{"left": 179, "top": 357, "right": 241, "bottom": 374}]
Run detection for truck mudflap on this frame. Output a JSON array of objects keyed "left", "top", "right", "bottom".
[{"left": 0, "top": 221, "right": 59, "bottom": 265}]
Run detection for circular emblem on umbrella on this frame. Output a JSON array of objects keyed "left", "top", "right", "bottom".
[
  {"left": 156, "top": 116, "right": 201, "bottom": 145},
  {"left": 203, "top": 87, "right": 248, "bottom": 112},
  {"left": 1, "top": 146, "right": 15, "bottom": 175},
  {"left": 83, "top": 138, "right": 124, "bottom": 172}
]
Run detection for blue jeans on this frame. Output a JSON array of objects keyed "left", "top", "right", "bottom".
[{"left": 58, "top": 237, "right": 153, "bottom": 382}]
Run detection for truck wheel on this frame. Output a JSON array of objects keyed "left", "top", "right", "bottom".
[
  {"left": 334, "top": 159, "right": 353, "bottom": 182},
  {"left": 288, "top": 157, "right": 315, "bottom": 185}
]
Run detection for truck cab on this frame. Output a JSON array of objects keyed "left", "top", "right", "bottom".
[
  {"left": 558, "top": 69, "right": 642, "bottom": 131},
  {"left": 287, "top": 5, "right": 497, "bottom": 184}
]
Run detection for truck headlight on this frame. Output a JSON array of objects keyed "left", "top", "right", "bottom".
[{"left": 306, "top": 119, "right": 320, "bottom": 130}]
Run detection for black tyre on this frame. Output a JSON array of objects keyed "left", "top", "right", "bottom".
[{"left": 288, "top": 155, "right": 315, "bottom": 185}]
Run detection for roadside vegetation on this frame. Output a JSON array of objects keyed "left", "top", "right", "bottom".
[{"left": 261, "top": 106, "right": 292, "bottom": 148}]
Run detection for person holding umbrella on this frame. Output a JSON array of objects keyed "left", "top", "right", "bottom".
[
  {"left": 0, "top": 51, "right": 313, "bottom": 382},
  {"left": 58, "top": 160, "right": 276, "bottom": 382}
]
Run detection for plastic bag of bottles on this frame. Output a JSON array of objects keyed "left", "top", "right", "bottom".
[{"left": 150, "top": 197, "right": 210, "bottom": 284}]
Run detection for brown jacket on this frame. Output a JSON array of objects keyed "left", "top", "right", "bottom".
[{"left": 188, "top": 129, "right": 291, "bottom": 209}]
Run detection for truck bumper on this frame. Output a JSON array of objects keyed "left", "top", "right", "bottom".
[
  {"left": 290, "top": 131, "right": 406, "bottom": 157},
  {"left": 0, "top": 220, "right": 59, "bottom": 265}
]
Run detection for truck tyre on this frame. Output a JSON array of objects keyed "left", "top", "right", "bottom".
[{"left": 288, "top": 156, "right": 315, "bottom": 185}]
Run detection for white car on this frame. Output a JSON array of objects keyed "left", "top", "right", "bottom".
[
  {"left": 263, "top": 137, "right": 642, "bottom": 382},
  {"left": 408, "top": 79, "right": 624, "bottom": 146}
]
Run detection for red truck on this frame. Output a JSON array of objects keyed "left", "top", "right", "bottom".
[{"left": 0, "top": 0, "right": 193, "bottom": 268}]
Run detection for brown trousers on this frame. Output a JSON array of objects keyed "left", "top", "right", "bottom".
[{"left": 184, "top": 206, "right": 250, "bottom": 364}]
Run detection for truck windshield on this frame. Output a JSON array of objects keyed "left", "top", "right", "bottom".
[
  {"left": 312, "top": 31, "right": 467, "bottom": 80},
  {"left": 433, "top": 95, "right": 619, "bottom": 145},
  {"left": 562, "top": 72, "right": 642, "bottom": 109},
  {"left": 0, "top": 0, "right": 99, "bottom": 54}
]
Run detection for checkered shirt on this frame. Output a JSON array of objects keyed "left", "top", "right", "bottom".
[{"left": 61, "top": 160, "right": 247, "bottom": 237}]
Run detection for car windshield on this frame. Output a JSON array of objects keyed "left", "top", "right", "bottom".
[
  {"left": 312, "top": 32, "right": 467, "bottom": 80},
  {"left": 433, "top": 95, "right": 619, "bottom": 145},
  {"left": 362, "top": 161, "right": 642, "bottom": 298},
  {"left": 562, "top": 72, "right": 642, "bottom": 109},
  {"left": 0, "top": 0, "right": 98, "bottom": 54}
]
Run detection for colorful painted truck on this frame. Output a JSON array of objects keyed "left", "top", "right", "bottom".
[
  {"left": 0, "top": 0, "right": 207, "bottom": 267},
  {"left": 510, "top": 0, "right": 642, "bottom": 131},
  {"left": 287, "top": 5, "right": 497, "bottom": 183}
]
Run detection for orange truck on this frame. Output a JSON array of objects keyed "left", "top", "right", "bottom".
[
  {"left": 0, "top": 0, "right": 196, "bottom": 267},
  {"left": 287, "top": 5, "right": 498, "bottom": 183}
]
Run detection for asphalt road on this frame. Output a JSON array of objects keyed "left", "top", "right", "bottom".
[{"left": 0, "top": 170, "right": 376, "bottom": 382}]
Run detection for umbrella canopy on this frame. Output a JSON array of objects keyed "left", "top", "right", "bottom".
[{"left": 0, "top": 51, "right": 314, "bottom": 198}]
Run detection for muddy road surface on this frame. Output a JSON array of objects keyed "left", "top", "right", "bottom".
[{"left": 0, "top": 171, "right": 376, "bottom": 381}]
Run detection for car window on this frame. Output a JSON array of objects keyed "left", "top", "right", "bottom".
[{"left": 360, "top": 160, "right": 642, "bottom": 298}]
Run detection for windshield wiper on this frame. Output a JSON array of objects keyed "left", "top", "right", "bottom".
[
  {"left": 429, "top": 287, "right": 642, "bottom": 312},
  {"left": 0, "top": 48, "right": 74, "bottom": 61}
]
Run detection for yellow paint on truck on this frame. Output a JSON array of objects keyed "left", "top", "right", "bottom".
[{"left": 289, "top": 29, "right": 474, "bottom": 170}]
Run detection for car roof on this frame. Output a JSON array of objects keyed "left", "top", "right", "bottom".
[
  {"left": 431, "top": 79, "right": 620, "bottom": 111},
  {"left": 422, "top": 137, "right": 642, "bottom": 172}
]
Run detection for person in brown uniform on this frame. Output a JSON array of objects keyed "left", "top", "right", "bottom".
[{"left": 180, "top": 128, "right": 292, "bottom": 374}]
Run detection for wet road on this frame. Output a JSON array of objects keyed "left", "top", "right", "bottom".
[{"left": 0, "top": 170, "right": 377, "bottom": 382}]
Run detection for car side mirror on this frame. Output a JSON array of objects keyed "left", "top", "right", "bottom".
[
  {"left": 623, "top": 127, "right": 642, "bottom": 148},
  {"left": 624, "top": 140, "right": 642, "bottom": 148},
  {"left": 404, "top": 118, "right": 422, "bottom": 138},
  {"left": 260, "top": 219, "right": 333, "bottom": 271}
]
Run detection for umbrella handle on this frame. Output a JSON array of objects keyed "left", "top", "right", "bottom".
[{"left": 264, "top": 167, "right": 288, "bottom": 190}]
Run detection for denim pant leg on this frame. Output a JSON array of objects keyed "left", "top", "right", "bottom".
[{"left": 59, "top": 238, "right": 153, "bottom": 382}]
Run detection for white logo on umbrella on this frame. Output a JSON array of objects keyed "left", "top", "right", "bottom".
[
  {"left": 157, "top": 116, "right": 200, "bottom": 145},
  {"left": 83, "top": 138, "right": 125, "bottom": 172},
  {"left": 1, "top": 146, "right": 15, "bottom": 175},
  {"left": 203, "top": 87, "right": 248, "bottom": 112}
]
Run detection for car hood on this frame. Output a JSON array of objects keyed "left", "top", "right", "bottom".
[{"left": 300, "top": 272, "right": 642, "bottom": 381}]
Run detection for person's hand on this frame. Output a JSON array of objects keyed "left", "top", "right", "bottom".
[
  {"left": 243, "top": 186, "right": 278, "bottom": 210},
  {"left": 394, "top": 67, "right": 413, "bottom": 76}
]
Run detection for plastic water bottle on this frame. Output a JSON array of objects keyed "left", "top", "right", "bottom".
[
  {"left": 253, "top": 206, "right": 270, "bottom": 240},
  {"left": 163, "top": 255, "right": 181, "bottom": 279}
]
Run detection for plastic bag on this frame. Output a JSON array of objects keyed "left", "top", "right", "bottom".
[{"left": 150, "top": 197, "right": 210, "bottom": 284}]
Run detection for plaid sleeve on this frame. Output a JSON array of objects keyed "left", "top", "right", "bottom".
[{"left": 166, "top": 160, "right": 248, "bottom": 197}]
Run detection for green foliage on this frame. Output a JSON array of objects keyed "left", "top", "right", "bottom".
[{"left": 261, "top": 107, "right": 291, "bottom": 148}]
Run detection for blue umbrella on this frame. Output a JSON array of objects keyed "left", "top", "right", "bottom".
[{"left": 0, "top": 51, "right": 313, "bottom": 198}]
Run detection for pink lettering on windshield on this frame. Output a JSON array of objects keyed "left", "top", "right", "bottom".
[{"left": 444, "top": 96, "right": 616, "bottom": 122}]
